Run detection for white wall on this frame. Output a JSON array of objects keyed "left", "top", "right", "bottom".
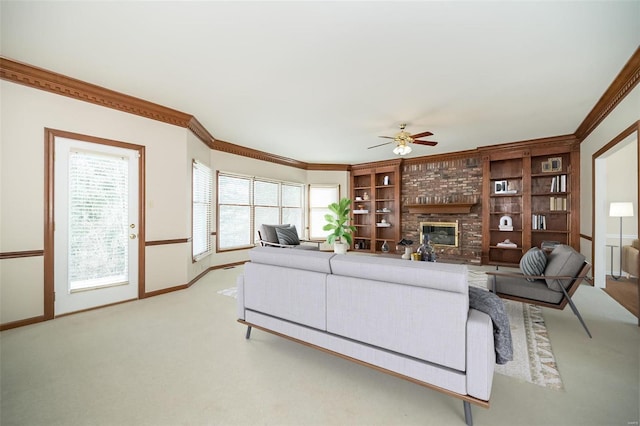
[
  {"left": 0, "top": 80, "right": 348, "bottom": 325},
  {"left": 1, "top": 81, "right": 191, "bottom": 322},
  {"left": 580, "top": 84, "right": 639, "bottom": 287}
]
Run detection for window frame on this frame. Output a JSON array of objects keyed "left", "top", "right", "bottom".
[
  {"left": 308, "top": 184, "right": 340, "bottom": 240},
  {"left": 216, "top": 172, "right": 305, "bottom": 252}
]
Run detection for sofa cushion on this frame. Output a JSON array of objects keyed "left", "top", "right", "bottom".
[
  {"left": 488, "top": 274, "right": 564, "bottom": 304},
  {"left": 244, "top": 262, "right": 328, "bottom": 330},
  {"left": 544, "top": 245, "right": 585, "bottom": 291},
  {"left": 259, "top": 224, "right": 290, "bottom": 244},
  {"left": 520, "top": 247, "right": 547, "bottom": 282},
  {"left": 276, "top": 225, "right": 301, "bottom": 245},
  {"left": 326, "top": 274, "right": 469, "bottom": 371},
  {"left": 330, "top": 254, "right": 468, "bottom": 294},
  {"left": 249, "top": 246, "right": 334, "bottom": 274}
]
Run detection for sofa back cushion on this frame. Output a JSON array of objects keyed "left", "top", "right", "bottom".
[
  {"left": 249, "top": 246, "right": 334, "bottom": 274},
  {"left": 244, "top": 262, "right": 328, "bottom": 330},
  {"left": 544, "top": 245, "right": 586, "bottom": 291},
  {"left": 330, "top": 254, "right": 468, "bottom": 294}
]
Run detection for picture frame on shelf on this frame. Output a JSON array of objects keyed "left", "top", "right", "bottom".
[
  {"left": 542, "top": 157, "right": 562, "bottom": 173},
  {"left": 494, "top": 180, "right": 508, "bottom": 194}
]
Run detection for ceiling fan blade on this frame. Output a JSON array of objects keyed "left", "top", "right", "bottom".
[
  {"left": 413, "top": 140, "right": 438, "bottom": 146},
  {"left": 410, "top": 131, "right": 433, "bottom": 139},
  {"left": 367, "top": 141, "right": 393, "bottom": 149},
  {"left": 378, "top": 135, "right": 395, "bottom": 139}
]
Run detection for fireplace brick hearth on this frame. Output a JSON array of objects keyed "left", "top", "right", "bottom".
[{"left": 401, "top": 155, "right": 483, "bottom": 263}]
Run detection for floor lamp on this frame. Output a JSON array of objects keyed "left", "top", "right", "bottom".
[{"left": 609, "top": 202, "right": 634, "bottom": 280}]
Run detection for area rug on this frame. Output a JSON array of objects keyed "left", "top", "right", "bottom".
[{"left": 219, "top": 269, "right": 563, "bottom": 390}]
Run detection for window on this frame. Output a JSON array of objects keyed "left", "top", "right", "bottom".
[
  {"left": 309, "top": 185, "right": 339, "bottom": 240},
  {"left": 217, "top": 172, "right": 304, "bottom": 250},
  {"left": 68, "top": 150, "right": 129, "bottom": 289},
  {"left": 192, "top": 160, "right": 212, "bottom": 260}
]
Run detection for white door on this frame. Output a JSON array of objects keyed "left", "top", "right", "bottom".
[{"left": 54, "top": 137, "right": 139, "bottom": 315}]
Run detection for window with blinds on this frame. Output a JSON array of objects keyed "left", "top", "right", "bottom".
[
  {"left": 217, "top": 172, "right": 304, "bottom": 250},
  {"left": 309, "top": 185, "right": 340, "bottom": 240},
  {"left": 192, "top": 160, "right": 212, "bottom": 260}
]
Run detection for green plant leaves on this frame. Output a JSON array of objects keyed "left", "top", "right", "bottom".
[{"left": 324, "top": 197, "right": 356, "bottom": 245}]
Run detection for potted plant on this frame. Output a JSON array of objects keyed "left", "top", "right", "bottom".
[{"left": 323, "top": 197, "right": 357, "bottom": 254}]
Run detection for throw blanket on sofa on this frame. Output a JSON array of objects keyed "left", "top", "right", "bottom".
[{"left": 469, "top": 286, "right": 513, "bottom": 365}]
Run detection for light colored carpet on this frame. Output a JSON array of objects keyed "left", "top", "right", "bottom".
[
  {"left": 2, "top": 265, "right": 638, "bottom": 426},
  {"left": 220, "top": 268, "right": 563, "bottom": 390}
]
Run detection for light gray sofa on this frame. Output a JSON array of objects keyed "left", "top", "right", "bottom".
[{"left": 236, "top": 247, "right": 496, "bottom": 425}]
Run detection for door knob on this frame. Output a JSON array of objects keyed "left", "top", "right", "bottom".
[{"left": 130, "top": 234, "right": 137, "bottom": 239}]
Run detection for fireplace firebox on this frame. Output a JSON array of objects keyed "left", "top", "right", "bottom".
[{"left": 419, "top": 221, "right": 459, "bottom": 247}]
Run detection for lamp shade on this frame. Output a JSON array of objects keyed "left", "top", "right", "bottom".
[{"left": 609, "top": 202, "right": 634, "bottom": 217}]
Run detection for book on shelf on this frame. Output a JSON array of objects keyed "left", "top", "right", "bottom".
[
  {"left": 496, "top": 241, "right": 518, "bottom": 248},
  {"left": 353, "top": 209, "right": 369, "bottom": 214},
  {"left": 532, "top": 214, "right": 547, "bottom": 230},
  {"left": 550, "top": 175, "right": 567, "bottom": 193},
  {"left": 549, "top": 197, "right": 567, "bottom": 211}
]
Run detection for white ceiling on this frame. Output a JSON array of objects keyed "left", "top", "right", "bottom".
[{"left": 2, "top": 1, "right": 639, "bottom": 165}]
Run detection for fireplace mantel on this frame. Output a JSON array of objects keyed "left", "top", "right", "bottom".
[{"left": 406, "top": 203, "right": 476, "bottom": 214}]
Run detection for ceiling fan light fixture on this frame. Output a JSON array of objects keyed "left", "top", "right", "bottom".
[{"left": 393, "top": 143, "right": 412, "bottom": 155}]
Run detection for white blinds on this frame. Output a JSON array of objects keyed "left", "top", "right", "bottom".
[
  {"left": 192, "top": 160, "right": 212, "bottom": 260},
  {"left": 217, "top": 173, "right": 304, "bottom": 250},
  {"left": 68, "top": 150, "right": 128, "bottom": 289}
]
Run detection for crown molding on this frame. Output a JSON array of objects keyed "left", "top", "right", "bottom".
[
  {"left": 0, "top": 57, "right": 192, "bottom": 127},
  {"left": 351, "top": 158, "right": 403, "bottom": 171},
  {"left": 477, "top": 134, "right": 578, "bottom": 155},
  {"left": 187, "top": 117, "right": 216, "bottom": 149},
  {"left": 2, "top": 52, "right": 634, "bottom": 172},
  {"left": 575, "top": 46, "right": 640, "bottom": 141},
  {"left": 306, "top": 163, "right": 351, "bottom": 171},
  {"left": 0, "top": 56, "right": 345, "bottom": 171},
  {"left": 212, "top": 138, "right": 311, "bottom": 169}
]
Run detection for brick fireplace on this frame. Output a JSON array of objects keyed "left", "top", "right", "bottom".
[{"left": 401, "top": 155, "right": 483, "bottom": 263}]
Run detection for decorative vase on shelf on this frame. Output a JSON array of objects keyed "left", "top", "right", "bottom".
[
  {"left": 381, "top": 240, "right": 389, "bottom": 253},
  {"left": 417, "top": 234, "right": 435, "bottom": 262},
  {"left": 402, "top": 246, "right": 412, "bottom": 260}
]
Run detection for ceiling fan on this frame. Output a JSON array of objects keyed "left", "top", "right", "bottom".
[{"left": 368, "top": 123, "right": 438, "bottom": 155}]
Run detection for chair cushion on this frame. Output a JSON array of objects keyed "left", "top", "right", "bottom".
[
  {"left": 276, "top": 226, "right": 301, "bottom": 245},
  {"left": 260, "top": 224, "right": 290, "bottom": 244},
  {"left": 544, "top": 245, "right": 585, "bottom": 291},
  {"left": 520, "top": 247, "right": 547, "bottom": 282}
]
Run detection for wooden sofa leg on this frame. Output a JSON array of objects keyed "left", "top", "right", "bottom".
[
  {"left": 245, "top": 326, "right": 252, "bottom": 339},
  {"left": 463, "top": 401, "right": 473, "bottom": 426}
]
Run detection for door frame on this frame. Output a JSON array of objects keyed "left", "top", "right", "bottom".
[
  {"left": 44, "top": 128, "right": 146, "bottom": 319},
  {"left": 591, "top": 121, "right": 639, "bottom": 288}
]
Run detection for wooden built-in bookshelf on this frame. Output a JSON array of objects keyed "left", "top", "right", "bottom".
[
  {"left": 480, "top": 141, "right": 580, "bottom": 266},
  {"left": 350, "top": 160, "right": 402, "bottom": 253}
]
